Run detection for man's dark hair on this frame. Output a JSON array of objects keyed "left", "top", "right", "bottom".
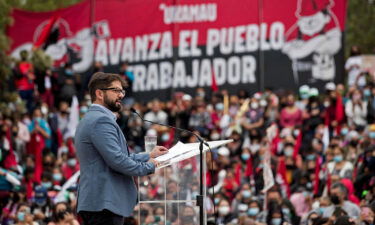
[
  {"left": 88, "top": 72, "right": 127, "bottom": 101},
  {"left": 334, "top": 216, "right": 354, "bottom": 225},
  {"left": 331, "top": 182, "right": 348, "bottom": 198}
]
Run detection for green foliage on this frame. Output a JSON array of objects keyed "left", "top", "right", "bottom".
[
  {"left": 0, "top": 0, "right": 19, "bottom": 103},
  {"left": 345, "top": 0, "right": 375, "bottom": 56},
  {"left": 19, "top": 0, "right": 82, "bottom": 12},
  {"left": 31, "top": 49, "right": 53, "bottom": 72},
  {"left": 0, "top": 0, "right": 81, "bottom": 104}
]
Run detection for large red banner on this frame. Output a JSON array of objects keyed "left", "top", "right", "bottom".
[{"left": 7, "top": 0, "right": 348, "bottom": 101}]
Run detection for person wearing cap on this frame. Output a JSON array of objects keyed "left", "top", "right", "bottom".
[
  {"left": 296, "top": 85, "right": 310, "bottom": 111},
  {"left": 75, "top": 72, "right": 168, "bottom": 225}
]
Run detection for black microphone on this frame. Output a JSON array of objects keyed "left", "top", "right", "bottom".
[{"left": 130, "top": 107, "right": 209, "bottom": 147}]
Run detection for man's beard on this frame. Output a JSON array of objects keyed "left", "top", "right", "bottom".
[{"left": 104, "top": 95, "right": 122, "bottom": 112}]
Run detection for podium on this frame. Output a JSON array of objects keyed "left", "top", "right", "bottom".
[{"left": 135, "top": 140, "right": 232, "bottom": 225}]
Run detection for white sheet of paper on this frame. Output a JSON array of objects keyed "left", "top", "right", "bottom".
[{"left": 155, "top": 139, "right": 233, "bottom": 169}]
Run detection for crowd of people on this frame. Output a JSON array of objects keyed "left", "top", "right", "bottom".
[{"left": 0, "top": 46, "right": 374, "bottom": 225}]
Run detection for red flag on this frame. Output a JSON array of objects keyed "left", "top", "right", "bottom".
[
  {"left": 335, "top": 92, "right": 344, "bottom": 134},
  {"left": 34, "top": 14, "right": 60, "bottom": 49},
  {"left": 271, "top": 133, "right": 280, "bottom": 155},
  {"left": 32, "top": 133, "right": 45, "bottom": 183},
  {"left": 335, "top": 92, "right": 344, "bottom": 122},
  {"left": 211, "top": 67, "right": 218, "bottom": 92},
  {"left": 235, "top": 163, "right": 242, "bottom": 185},
  {"left": 57, "top": 129, "right": 63, "bottom": 148},
  {"left": 26, "top": 179, "right": 33, "bottom": 200},
  {"left": 313, "top": 157, "right": 321, "bottom": 195},
  {"left": 206, "top": 170, "right": 212, "bottom": 187},
  {"left": 245, "top": 158, "right": 253, "bottom": 177},
  {"left": 67, "top": 138, "right": 76, "bottom": 156},
  {"left": 3, "top": 128, "right": 18, "bottom": 169},
  {"left": 27, "top": 120, "right": 45, "bottom": 184},
  {"left": 277, "top": 157, "right": 290, "bottom": 197},
  {"left": 293, "top": 129, "right": 302, "bottom": 160}
]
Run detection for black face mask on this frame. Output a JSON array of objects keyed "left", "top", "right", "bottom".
[
  {"left": 368, "top": 156, "right": 375, "bottom": 172},
  {"left": 286, "top": 165, "right": 296, "bottom": 170},
  {"left": 350, "top": 140, "right": 358, "bottom": 147},
  {"left": 330, "top": 194, "right": 340, "bottom": 205}
]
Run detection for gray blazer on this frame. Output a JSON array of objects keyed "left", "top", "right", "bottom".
[{"left": 75, "top": 105, "right": 155, "bottom": 217}]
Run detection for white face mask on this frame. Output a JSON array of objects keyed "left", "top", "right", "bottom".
[
  {"left": 260, "top": 99, "right": 267, "bottom": 107},
  {"left": 139, "top": 187, "right": 147, "bottom": 195},
  {"left": 251, "top": 102, "right": 259, "bottom": 109},
  {"left": 210, "top": 133, "right": 220, "bottom": 140},
  {"left": 161, "top": 133, "right": 170, "bottom": 142},
  {"left": 218, "top": 206, "right": 230, "bottom": 216},
  {"left": 250, "top": 144, "right": 260, "bottom": 153},
  {"left": 238, "top": 204, "right": 248, "bottom": 212},
  {"left": 41, "top": 106, "right": 48, "bottom": 115}
]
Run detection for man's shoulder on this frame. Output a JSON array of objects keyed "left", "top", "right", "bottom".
[{"left": 343, "top": 201, "right": 360, "bottom": 211}]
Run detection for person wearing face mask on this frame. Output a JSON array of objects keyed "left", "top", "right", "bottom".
[
  {"left": 27, "top": 108, "right": 52, "bottom": 184},
  {"left": 61, "top": 154, "right": 80, "bottom": 180},
  {"left": 216, "top": 198, "right": 236, "bottom": 225},
  {"left": 231, "top": 183, "right": 253, "bottom": 215},
  {"left": 327, "top": 146, "right": 353, "bottom": 179},
  {"left": 241, "top": 98, "right": 264, "bottom": 134},
  {"left": 247, "top": 200, "right": 264, "bottom": 222},
  {"left": 48, "top": 202, "right": 80, "bottom": 225},
  {"left": 40, "top": 172, "right": 54, "bottom": 191},
  {"left": 322, "top": 182, "right": 361, "bottom": 219},
  {"left": 209, "top": 99, "right": 225, "bottom": 131},
  {"left": 59, "top": 63, "right": 78, "bottom": 104},
  {"left": 345, "top": 89, "right": 368, "bottom": 128},
  {"left": 28, "top": 108, "right": 51, "bottom": 148},
  {"left": 51, "top": 167, "right": 65, "bottom": 186},
  {"left": 32, "top": 185, "right": 54, "bottom": 224},
  {"left": 15, "top": 203, "right": 35, "bottom": 225},
  {"left": 266, "top": 200, "right": 288, "bottom": 225},
  {"left": 178, "top": 205, "right": 197, "bottom": 225},
  {"left": 281, "top": 200, "right": 300, "bottom": 225}
]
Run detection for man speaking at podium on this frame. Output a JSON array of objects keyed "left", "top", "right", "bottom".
[{"left": 75, "top": 72, "right": 168, "bottom": 225}]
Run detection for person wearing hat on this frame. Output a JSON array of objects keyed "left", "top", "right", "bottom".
[{"left": 296, "top": 85, "right": 310, "bottom": 115}]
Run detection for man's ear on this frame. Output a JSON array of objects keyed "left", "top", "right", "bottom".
[{"left": 95, "top": 89, "right": 103, "bottom": 101}]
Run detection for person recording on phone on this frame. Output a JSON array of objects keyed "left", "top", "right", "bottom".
[{"left": 75, "top": 72, "right": 168, "bottom": 225}]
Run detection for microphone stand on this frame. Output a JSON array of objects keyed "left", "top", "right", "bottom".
[{"left": 130, "top": 108, "right": 207, "bottom": 225}]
